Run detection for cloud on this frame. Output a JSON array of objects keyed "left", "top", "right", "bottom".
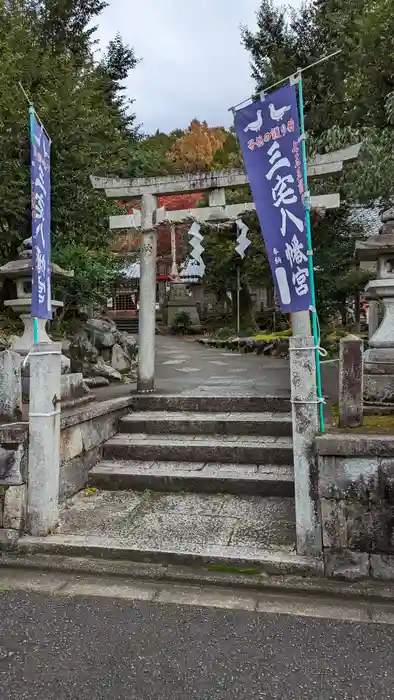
[{"left": 94, "top": 0, "right": 261, "bottom": 134}]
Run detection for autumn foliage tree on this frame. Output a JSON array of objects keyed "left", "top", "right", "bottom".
[{"left": 165, "top": 120, "right": 227, "bottom": 172}]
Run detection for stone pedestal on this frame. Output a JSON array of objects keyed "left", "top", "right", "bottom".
[
  {"left": 6, "top": 310, "right": 60, "bottom": 355},
  {"left": 356, "top": 210, "right": 394, "bottom": 404},
  {"left": 166, "top": 282, "right": 201, "bottom": 329}
]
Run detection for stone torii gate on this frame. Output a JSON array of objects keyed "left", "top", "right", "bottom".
[{"left": 91, "top": 143, "right": 360, "bottom": 392}]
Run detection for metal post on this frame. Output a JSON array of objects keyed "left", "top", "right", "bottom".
[
  {"left": 27, "top": 341, "right": 61, "bottom": 536},
  {"left": 137, "top": 194, "right": 157, "bottom": 393},
  {"left": 296, "top": 72, "right": 325, "bottom": 433},
  {"left": 237, "top": 267, "right": 241, "bottom": 335}
]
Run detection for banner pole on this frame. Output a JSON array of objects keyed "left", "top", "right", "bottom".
[
  {"left": 296, "top": 72, "right": 325, "bottom": 433},
  {"left": 237, "top": 267, "right": 241, "bottom": 336},
  {"left": 28, "top": 105, "right": 39, "bottom": 345}
]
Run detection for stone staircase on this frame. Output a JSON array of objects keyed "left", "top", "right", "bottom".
[
  {"left": 16, "top": 394, "right": 321, "bottom": 576},
  {"left": 114, "top": 317, "right": 139, "bottom": 334},
  {"left": 90, "top": 395, "right": 294, "bottom": 498}
]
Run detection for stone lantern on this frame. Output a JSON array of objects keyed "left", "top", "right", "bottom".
[
  {"left": 0, "top": 237, "right": 74, "bottom": 356},
  {"left": 356, "top": 208, "right": 394, "bottom": 403}
]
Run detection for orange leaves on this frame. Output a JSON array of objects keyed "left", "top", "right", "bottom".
[{"left": 165, "top": 120, "right": 227, "bottom": 172}]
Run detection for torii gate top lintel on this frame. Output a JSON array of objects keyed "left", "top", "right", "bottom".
[{"left": 90, "top": 143, "right": 361, "bottom": 200}]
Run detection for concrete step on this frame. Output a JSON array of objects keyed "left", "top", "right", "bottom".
[
  {"left": 17, "top": 535, "right": 320, "bottom": 576},
  {"left": 89, "top": 461, "right": 294, "bottom": 497},
  {"left": 102, "top": 434, "right": 293, "bottom": 466},
  {"left": 119, "top": 411, "right": 292, "bottom": 438},
  {"left": 127, "top": 395, "right": 291, "bottom": 414},
  {"left": 16, "top": 490, "right": 316, "bottom": 575}
]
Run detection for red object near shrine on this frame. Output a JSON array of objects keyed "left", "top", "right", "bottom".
[{"left": 115, "top": 193, "right": 204, "bottom": 260}]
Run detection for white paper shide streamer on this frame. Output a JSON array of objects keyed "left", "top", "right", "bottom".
[
  {"left": 235, "top": 219, "right": 251, "bottom": 259},
  {"left": 188, "top": 221, "right": 205, "bottom": 277}
]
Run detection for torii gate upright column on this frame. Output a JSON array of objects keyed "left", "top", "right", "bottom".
[{"left": 138, "top": 193, "right": 157, "bottom": 393}]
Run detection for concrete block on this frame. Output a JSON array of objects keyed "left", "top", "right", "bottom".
[
  {"left": 369, "top": 501, "right": 394, "bottom": 552},
  {"left": 3, "top": 484, "right": 27, "bottom": 531},
  {"left": 339, "top": 335, "right": 363, "bottom": 428},
  {"left": 345, "top": 500, "right": 373, "bottom": 551},
  {"left": 60, "top": 425, "right": 83, "bottom": 464},
  {"left": 0, "top": 528, "right": 18, "bottom": 551},
  {"left": 0, "top": 350, "right": 22, "bottom": 422},
  {"left": 59, "top": 446, "right": 102, "bottom": 502},
  {"left": 0, "top": 422, "right": 28, "bottom": 444},
  {"left": 316, "top": 433, "right": 394, "bottom": 457},
  {"left": 0, "top": 444, "right": 24, "bottom": 486},
  {"left": 378, "top": 458, "right": 394, "bottom": 502},
  {"left": 321, "top": 499, "right": 347, "bottom": 549},
  {"left": 324, "top": 548, "right": 369, "bottom": 580},
  {"left": 80, "top": 414, "right": 119, "bottom": 453},
  {"left": 318, "top": 455, "right": 379, "bottom": 500},
  {"left": 364, "top": 373, "right": 394, "bottom": 403},
  {"left": 371, "top": 554, "right": 394, "bottom": 580}
]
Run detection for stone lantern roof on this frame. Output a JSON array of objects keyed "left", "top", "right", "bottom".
[{"left": 0, "top": 237, "right": 74, "bottom": 281}]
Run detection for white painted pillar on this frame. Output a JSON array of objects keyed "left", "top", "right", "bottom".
[
  {"left": 289, "top": 335, "right": 322, "bottom": 556},
  {"left": 27, "top": 342, "right": 61, "bottom": 536},
  {"left": 137, "top": 193, "right": 157, "bottom": 393}
]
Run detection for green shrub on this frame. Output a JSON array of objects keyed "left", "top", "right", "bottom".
[{"left": 171, "top": 311, "right": 192, "bottom": 334}]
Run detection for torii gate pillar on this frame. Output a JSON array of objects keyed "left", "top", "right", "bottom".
[{"left": 138, "top": 194, "right": 157, "bottom": 393}]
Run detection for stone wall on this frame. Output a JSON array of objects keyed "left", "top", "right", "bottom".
[
  {"left": 317, "top": 433, "right": 394, "bottom": 580},
  {"left": 59, "top": 395, "right": 132, "bottom": 501},
  {"left": 0, "top": 395, "right": 133, "bottom": 549},
  {"left": 0, "top": 423, "right": 29, "bottom": 550}
]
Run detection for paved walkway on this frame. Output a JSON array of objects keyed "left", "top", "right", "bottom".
[
  {"left": 154, "top": 336, "right": 338, "bottom": 402},
  {"left": 154, "top": 336, "right": 291, "bottom": 396},
  {"left": 66, "top": 335, "right": 337, "bottom": 407}
]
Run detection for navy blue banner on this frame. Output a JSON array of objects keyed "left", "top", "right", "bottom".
[
  {"left": 30, "top": 110, "right": 52, "bottom": 319},
  {"left": 234, "top": 83, "right": 311, "bottom": 313}
]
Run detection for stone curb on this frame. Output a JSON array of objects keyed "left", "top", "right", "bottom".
[
  {"left": 316, "top": 433, "right": 394, "bottom": 456},
  {"left": 14, "top": 537, "right": 319, "bottom": 575},
  {"left": 4, "top": 553, "right": 394, "bottom": 603}
]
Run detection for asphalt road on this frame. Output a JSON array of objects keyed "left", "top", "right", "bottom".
[{"left": 1, "top": 589, "right": 394, "bottom": 699}]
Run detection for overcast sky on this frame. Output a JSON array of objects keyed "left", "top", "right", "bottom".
[{"left": 94, "top": 0, "right": 276, "bottom": 135}]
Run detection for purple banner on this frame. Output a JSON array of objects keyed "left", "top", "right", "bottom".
[
  {"left": 234, "top": 83, "right": 311, "bottom": 313},
  {"left": 30, "top": 110, "right": 52, "bottom": 319}
]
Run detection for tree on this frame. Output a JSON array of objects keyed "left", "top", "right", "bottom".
[
  {"left": 0, "top": 0, "right": 140, "bottom": 310},
  {"left": 53, "top": 245, "right": 122, "bottom": 316},
  {"left": 165, "top": 120, "right": 226, "bottom": 173},
  {"left": 26, "top": 0, "right": 108, "bottom": 64},
  {"left": 239, "top": 0, "right": 394, "bottom": 321},
  {"left": 312, "top": 207, "right": 373, "bottom": 322},
  {"left": 242, "top": 0, "right": 394, "bottom": 135},
  {"left": 202, "top": 213, "right": 271, "bottom": 330}
]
